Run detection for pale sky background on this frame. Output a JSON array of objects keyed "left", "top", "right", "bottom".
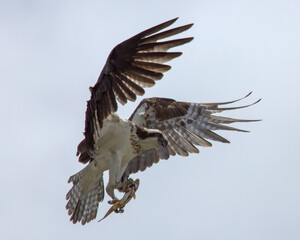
[{"left": 1, "top": 1, "right": 299, "bottom": 239}]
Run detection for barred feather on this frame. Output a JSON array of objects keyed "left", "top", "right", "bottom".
[
  {"left": 123, "top": 93, "right": 260, "bottom": 179},
  {"left": 66, "top": 167, "right": 104, "bottom": 225}
]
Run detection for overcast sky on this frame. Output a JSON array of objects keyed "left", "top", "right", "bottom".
[{"left": 1, "top": 0, "right": 299, "bottom": 239}]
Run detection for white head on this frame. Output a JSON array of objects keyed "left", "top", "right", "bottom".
[{"left": 135, "top": 126, "right": 168, "bottom": 151}]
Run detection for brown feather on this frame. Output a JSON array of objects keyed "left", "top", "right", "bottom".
[
  {"left": 206, "top": 122, "right": 249, "bottom": 132},
  {"left": 132, "top": 61, "right": 171, "bottom": 73},
  {"left": 142, "top": 24, "right": 194, "bottom": 44},
  {"left": 113, "top": 75, "right": 136, "bottom": 102},
  {"left": 198, "top": 129, "right": 230, "bottom": 143},
  {"left": 124, "top": 71, "right": 156, "bottom": 87},
  {"left": 111, "top": 78, "right": 127, "bottom": 105},
  {"left": 116, "top": 73, "right": 145, "bottom": 96},
  {"left": 134, "top": 18, "right": 179, "bottom": 39},
  {"left": 165, "top": 131, "right": 189, "bottom": 156},
  {"left": 126, "top": 65, "right": 163, "bottom": 80},
  {"left": 137, "top": 38, "right": 194, "bottom": 52},
  {"left": 134, "top": 52, "right": 182, "bottom": 63}
]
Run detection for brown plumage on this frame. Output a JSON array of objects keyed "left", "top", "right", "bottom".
[
  {"left": 123, "top": 93, "right": 261, "bottom": 179},
  {"left": 84, "top": 18, "right": 193, "bottom": 155}
]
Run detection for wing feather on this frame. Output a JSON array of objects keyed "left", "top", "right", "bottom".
[
  {"left": 81, "top": 18, "right": 193, "bottom": 155},
  {"left": 124, "top": 71, "right": 156, "bottom": 87},
  {"left": 115, "top": 73, "right": 145, "bottom": 96},
  {"left": 134, "top": 52, "right": 182, "bottom": 63},
  {"left": 123, "top": 93, "right": 260, "bottom": 178},
  {"left": 125, "top": 65, "right": 164, "bottom": 80},
  {"left": 111, "top": 76, "right": 130, "bottom": 104},
  {"left": 179, "top": 126, "right": 212, "bottom": 147},
  {"left": 131, "top": 61, "right": 171, "bottom": 73},
  {"left": 142, "top": 24, "right": 194, "bottom": 44},
  {"left": 164, "top": 129, "right": 189, "bottom": 156},
  {"left": 173, "top": 128, "right": 199, "bottom": 153},
  {"left": 136, "top": 38, "right": 193, "bottom": 52}
]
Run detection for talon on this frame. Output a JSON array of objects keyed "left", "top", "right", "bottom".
[
  {"left": 114, "top": 209, "right": 120, "bottom": 213},
  {"left": 98, "top": 179, "right": 140, "bottom": 222},
  {"left": 127, "top": 178, "right": 135, "bottom": 187},
  {"left": 114, "top": 207, "right": 124, "bottom": 213},
  {"left": 108, "top": 199, "right": 119, "bottom": 205}
]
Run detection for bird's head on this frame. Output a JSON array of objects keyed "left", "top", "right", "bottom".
[{"left": 135, "top": 126, "right": 168, "bottom": 150}]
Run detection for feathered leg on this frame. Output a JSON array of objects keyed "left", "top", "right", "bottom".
[{"left": 106, "top": 151, "right": 122, "bottom": 203}]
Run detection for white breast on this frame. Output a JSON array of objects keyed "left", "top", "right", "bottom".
[{"left": 92, "top": 114, "right": 136, "bottom": 170}]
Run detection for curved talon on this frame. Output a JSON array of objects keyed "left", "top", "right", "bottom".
[
  {"left": 127, "top": 178, "right": 135, "bottom": 187},
  {"left": 108, "top": 199, "right": 119, "bottom": 205},
  {"left": 98, "top": 179, "right": 140, "bottom": 222},
  {"left": 114, "top": 208, "right": 120, "bottom": 213},
  {"left": 117, "top": 178, "right": 136, "bottom": 192},
  {"left": 114, "top": 207, "right": 124, "bottom": 213}
]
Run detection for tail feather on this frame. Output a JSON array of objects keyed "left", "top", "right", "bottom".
[{"left": 66, "top": 166, "right": 104, "bottom": 225}]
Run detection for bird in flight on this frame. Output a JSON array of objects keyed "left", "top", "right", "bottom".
[{"left": 66, "top": 18, "right": 260, "bottom": 225}]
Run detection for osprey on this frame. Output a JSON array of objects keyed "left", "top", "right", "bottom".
[{"left": 66, "top": 18, "right": 260, "bottom": 225}]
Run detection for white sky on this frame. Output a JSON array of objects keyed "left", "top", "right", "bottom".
[{"left": 1, "top": 1, "right": 299, "bottom": 239}]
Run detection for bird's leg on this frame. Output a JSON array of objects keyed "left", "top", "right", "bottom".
[
  {"left": 114, "top": 179, "right": 140, "bottom": 213},
  {"left": 106, "top": 188, "right": 118, "bottom": 205},
  {"left": 115, "top": 177, "right": 135, "bottom": 193},
  {"left": 106, "top": 151, "right": 122, "bottom": 204},
  {"left": 114, "top": 164, "right": 132, "bottom": 193},
  {"left": 98, "top": 179, "right": 140, "bottom": 222}
]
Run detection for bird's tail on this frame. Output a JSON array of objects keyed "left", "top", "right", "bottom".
[{"left": 66, "top": 165, "right": 104, "bottom": 225}]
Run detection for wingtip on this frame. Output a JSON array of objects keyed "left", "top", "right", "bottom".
[
  {"left": 166, "top": 17, "right": 179, "bottom": 25},
  {"left": 185, "top": 23, "right": 194, "bottom": 29},
  {"left": 256, "top": 98, "right": 262, "bottom": 104},
  {"left": 248, "top": 98, "right": 262, "bottom": 107},
  {"left": 167, "top": 18, "right": 195, "bottom": 29},
  {"left": 245, "top": 91, "right": 252, "bottom": 98},
  {"left": 243, "top": 92, "right": 262, "bottom": 105},
  {"left": 250, "top": 119, "right": 262, "bottom": 122},
  {"left": 242, "top": 130, "right": 250, "bottom": 133},
  {"left": 185, "top": 37, "right": 194, "bottom": 43}
]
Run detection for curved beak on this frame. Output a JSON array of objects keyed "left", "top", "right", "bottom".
[{"left": 158, "top": 137, "right": 168, "bottom": 148}]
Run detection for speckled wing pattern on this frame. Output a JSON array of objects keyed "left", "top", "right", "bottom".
[
  {"left": 122, "top": 93, "right": 261, "bottom": 178},
  {"left": 83, "top": 18, "right": 194, "bottom": 156}
]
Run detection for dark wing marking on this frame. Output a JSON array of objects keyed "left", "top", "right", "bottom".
[
  {"left": 122, "top": 93, "right": 261, "bottom": 178},
  {"left": 83, "top": 18, "right": 193, "bottom": 155}
]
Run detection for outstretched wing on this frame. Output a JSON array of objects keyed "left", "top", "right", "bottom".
[
  {"left": 122, "top": 93, "right": 261, "bottom": 178},
  {"left": 84, "top": 18, "right": 193, "bottom": 155}
]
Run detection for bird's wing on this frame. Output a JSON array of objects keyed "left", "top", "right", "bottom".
[
  {"left": 83, "top": 18, "right": 193, "bottom": 156},
  {"left": 123, "top": 92, "right": 261, "bottom": 178}
]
